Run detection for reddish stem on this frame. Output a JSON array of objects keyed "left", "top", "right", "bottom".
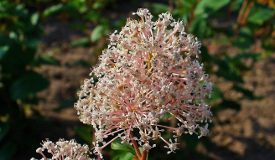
[
  {"left": 130, "top": 132, "right": 142, "bottom": 159},
  {"left": 141, "top": 150, "right": 147, "bottom": 160},
  {"left": 240, "top": 1, "right": 255, "bottom": 25},
  {"left": 237, "top": 0, "right": 248, "bottom": 24}
]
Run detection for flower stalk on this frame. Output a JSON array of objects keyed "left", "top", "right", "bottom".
[{"left": 130, "top": 132, "right": 142, "bottom": 159}]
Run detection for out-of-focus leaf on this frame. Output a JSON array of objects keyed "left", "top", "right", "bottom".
[
  {"left": 232, "top": 0, "right": 243, "bottom": 11},
  {"left": 84, "top": 10, "right": 101, "bottom": 21},
  {"left": 143, "top": 3, "right": 170, "bottom": 14},
  {"left": 72, "top": 59, "right": 94, "bottom": 67},
  {"left": 188, "top": 15, "right": 208, "bottom": 38},
  {"left": 237, "top": 52, "right": 262, "bottom": 61},
  {"left": 10, "top": 72, "right": 49, "bottom": 100},
  {"left": 201, "top": 137, "right": 212, "bottom": 152},
  {"left": 25, "top": 40, "right": 41, "bottom": 49},
  {"left": 219, "top": 100, "right": 241, "bottom": 111},
  {"left": 74, "top": 126, "right": 93, "bottom": 144},
  {"left": 70, "top": 37, "right": 90, "bottom": 47},
  {"left": 0, "top": 46, "right": 9, "bottom": 61},
  {"left": 205, "top": 85, "right": 223, "bottom": 104},
  {"left": 1, "top": 42, "right": 36, "bottom": 75},
  {"left": 239, "top": 27, "right": 253, "bottom": 39},
  {"left": 9, "top": 32, "right": 18, "bottom": 40},
  {"left": 114, "top": 18, "right": 127, "bottom": 28},
  {"left": 55, "top": 98, "right": 78, "bottom": 111},
  {"left": 0, "top": 13, "right": 11, "bottom": 19},
  {"left": 182, "top": 134, "right": 199, "bottom": 150},
  {"left": 42, "top": 4, "right": 64, "bottom": 18},
  {"left": 195, "top": 0, "right": 230, "bottom": 18},
  {"left": 215, "top": 58, "right": 244, "bottom": 83},
  {"left": 90, "top": 25, "right": 108, "bottom": 42},
  {"left": 92, "top": 1, "right": 108, "bottom": 9},
  {"left": 232, "top": 85, "right": 254, "bottom": 99},
  {"left": 232, "top": 27, "right": 254, "bottom": 50},
  {"left": 0, "top": 142, "right": 17, "bottom": 160},
  {"left": 37, "top": 55, "right": 60, "bottom": 66},
  {"left": 0, "top": 123, "right": 9, "bottom": 142},
  {"left": 68, "top": 23, "right": 88, "bottom": 31},
  {"left": 216, "top": 69, "right": 244, "bottom": 83},
  {"left": 247, "top": 4, "right": 275, "bottom": 25},
  {"left": 232, "top": 36, "right": 253, "bottom": 50},
  {"left": 31, "top": 12, "right": 39, "bottom": 26},
  {"left": 111, "top": 139, "right": 137, "bottom": 156}
]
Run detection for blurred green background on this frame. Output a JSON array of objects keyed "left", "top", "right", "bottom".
[{"left": 0, "top": 0, "right": 275, "bottom": 159}]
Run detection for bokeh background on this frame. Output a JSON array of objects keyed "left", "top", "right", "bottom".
[{"left": 0, "top": 0, "right": 275, "bottom": 159}]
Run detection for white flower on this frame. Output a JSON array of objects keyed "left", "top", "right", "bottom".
[
  {"left": 31, "top": 139, "right": 93, "bottom": 160},
  {"left": 75, "top": 8, "right": 213, "bottom": 158}
]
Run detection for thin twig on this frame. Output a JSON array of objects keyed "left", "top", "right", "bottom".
[
  {"left": 169, "top": 0, "right": 174, "bottom": 12},
  {"left": 240, "top": 1, "right": 255, "bottom": 25},
  {"left": 237, "top": 0, "right": 248, "bottom": 24}
]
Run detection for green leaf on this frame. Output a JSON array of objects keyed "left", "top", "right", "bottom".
[
  {"left": 0, "top": 13, "right": 11, "bottom": 19},
  {"left": 92, "top": 1, "right": 108, "bottom": 9},
  {"left": 0, "top": 46, "right": 9, "bottom": 61},
  {"left": 0, "top": 122, "right": 9, "bottom": 142},
  {"left": 144, "top": 3, "right": 170, "bottom": 14},
  {"left": 37, "top": 55, "right": 60, "bottom": 66},
  {"left": 10, "top": 72, "right": 49, "bottom": 100},
  {"left": 195, "top": 0, "right": 230, "bottom": 18},
  {"left": 68, "top": 24, "right": 88, "bottom": 31},
  {"left": 215, "top": 57, "right": 244, "bottom": 83},
  {"left": 70, "top": 37, "right": 90, "bottom": 47},
  {"left": 111, "top": 139, "right": 137, "bottom": 156},
  {"left": 239, "top": 27, "right": 253, "bottom": 39},
  {"left": 55, "top": 98, "right": 78, "bottom": 111},
  {"left": 31, "top": 12, "right": 39, "bottom": 26},
  {"left": 25, "top": 40, "right": 41, "bottom": 49},
  {"left": 90, "top": 25, "right": 108, "bottom": 42},
  {"left": 74, "top": 126, "right": 93, "bottom": 144},
  {"left": 205, "top": 85, "right": 223, "bottom": 104},
  {"left": 112, "top": 152, "right": 135, "bottom": 160},
  {"left": 0, "top": 142, "right": 17, "bottom": 160},
  {"left": 72, "top": 60, "right": 95, "bottom": 67},
  {"left": 188, "top": 15, "right": 208, "bottom": 38},
  {"left": 84, "top": 10, "right": 101, "bottom": 21},
  {"left": 247, "top": 4, "right": 275, "bottom": 25},
  {"left": 232, "top": 85, "right": 254, "bottom": 99},
  {"left": 232, "top": 36, "right": 253, "bottom": 50},
  {"left": 42, "top": 4, "right": 64, "bottom": 18},
  {"left": 181, "top": 134, "right": 199, "bottom": 150},
  {"left": 219, "top": 100, "right": 241, "bottom": 111}
]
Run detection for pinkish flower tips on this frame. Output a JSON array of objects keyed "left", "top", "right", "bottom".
[
  {"left": 31, "top": 139, "right": 93, "bottom": 160},
  {"left": 74, "top": 8, "right": 213, "bottom": 158}
]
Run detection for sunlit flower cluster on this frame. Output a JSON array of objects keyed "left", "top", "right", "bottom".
[
  {"left": 31, "top": 139, "right": 93, "bottom": 160},
  {"left": 74, "top": 8, "right": 213, "bottom": 157}
]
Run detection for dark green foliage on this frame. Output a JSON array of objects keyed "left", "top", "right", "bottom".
[
  {"left": 10, "top": 71, "right": 49, "bottom": 100},
  {"left": 0, "top": 0, "right": 274, "bottom": 159},
  {"left": 111, "top": 139, "right": 136, "bottom": 160}
]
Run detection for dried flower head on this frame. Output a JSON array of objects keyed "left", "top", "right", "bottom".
[
  {"left": 75, "top": 8, "right": 213, "bottom": 157},
  {"left": 31, "top": 139, "right": 93, "bottom": 160}
]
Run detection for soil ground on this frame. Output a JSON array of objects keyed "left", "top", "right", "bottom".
[{"left": 35, "top": 17, "right": 275, "bottom": 160}]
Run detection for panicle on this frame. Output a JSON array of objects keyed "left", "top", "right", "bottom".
[
  {"left": 75, "top": 8, "right": 214, "bottom": 158},
  {"left": 31, "top": 139, "right": 93, "bottom": 160}
]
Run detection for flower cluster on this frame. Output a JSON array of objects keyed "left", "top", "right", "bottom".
[
  {"left": 75, "top": 8, "right": 213, "bottom": 157},
  {"left": 31, "top": 139, "right": 93, "bottom": 160}
]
